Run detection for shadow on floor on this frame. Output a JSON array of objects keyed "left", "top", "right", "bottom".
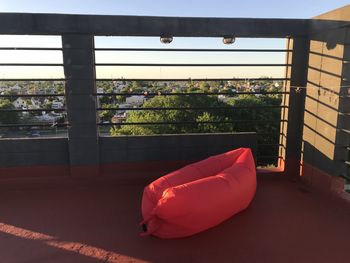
[{"left": 1, "top": 175, "right": 350, "bottom": 263}]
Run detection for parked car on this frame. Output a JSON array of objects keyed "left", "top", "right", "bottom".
[{"left": 30, "top": 132, "right": 41, "bottom": 137}]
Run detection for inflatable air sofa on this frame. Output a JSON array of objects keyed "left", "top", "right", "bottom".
[{"left": 141, "top": 148, "right": 256, "bottom": 238}]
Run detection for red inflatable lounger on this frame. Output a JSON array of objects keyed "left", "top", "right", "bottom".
[{"left": 141, "top": 147, "right": 256, "bottom": 238}]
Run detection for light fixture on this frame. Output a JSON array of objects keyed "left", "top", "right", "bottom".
[
  {"left": 160, "top": 35, "right": 173, "bottom": 44},
  {"left": 223, "top": 36, "right": 235, "bottom": 45}
]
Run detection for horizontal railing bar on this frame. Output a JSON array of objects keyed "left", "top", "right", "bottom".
[
  {"left": 345, "top": 161, "right": 350, "bottom": 166},
  {"left": 96, "top": 63, "right": 290, "bottom": 67},
  {"left": 258, "top": 143, "right": 284, "bottom": 146},
  {"left": 257, "top": 132, "right": 285, "bottom": 136},
  {"left": 259, "top": 144, "right": 286, "bottom": 149},
  {"left": 98, "top": 120, "right": 286, "bottom": 126},
  {"left": 95, "top": 91, "right": 288, "bottom": 96},
  {"left": 96, "top": 77, "right": 289, "bottom": 81},
  {"left": 0, "top": 63, "right": 63, "bottom": 66},
  {"left": 0, "top": 123, "right": 69, "bottom": 128},
  {"left": 0, "top": 78, "right": 65, "bottom": 81},
  {"left": 257, "top": 155, "right": 283, "bottom": 158},
  {"left": 95, "top": 48, "right": 292, "bottom": 52},
  {"left": 0, "top": 77, "right": 288, "bottom": 82},
  {"left": 0, "top": 47, "right": 63, "bottom": 51},
  {"left": 339, "top": 174, "right": 350, "bottom": 181},
  {"left": 339, "top": 129, "right": 350, "bottom": 134},
  {"left": 0, "top": 108, "right": 66, "bottom": 112},
  {"left": 334, "top": 145, "right": 350, "bottom": 149},
  {"left": 339, "top": 112, "right": 350, "bottom": 116},
  {"left": 0, "top": 94, "right": 65, "bottom": 98},
  {"left": 97, "top": 106, "right": 286, "bottom": 111},
  {"left": 0, "top": 13, "right": 309, "bottom": 37}
]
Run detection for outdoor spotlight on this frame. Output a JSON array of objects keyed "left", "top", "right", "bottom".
[
  {"left": 160, "top": 35, "right": 173, "bottom": 44},
  {"left": 223, "top": 36, "right": 235, "bottom": 44}
]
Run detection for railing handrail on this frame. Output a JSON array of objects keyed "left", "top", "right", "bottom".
[{"left": 0, "top": 13, "right": 309, "bottom": 37}]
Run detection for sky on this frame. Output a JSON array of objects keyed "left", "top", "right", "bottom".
[
  {"left": 0, "top": 0, "right": 348, "bottom": 18},
  {"left": 0, "top": 0, "right": 348, "bottom": 79}
]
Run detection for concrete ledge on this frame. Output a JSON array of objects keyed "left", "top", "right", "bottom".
[
  {"left": 0, "top": 138, "right": 69, "bottom": 168},
  {"left": 100, "top": 132, "right": 257, "bottom": 165},
  {"left": 0, "top": 133, "right": 257, "bottom": 179},
  {"left": 0, "top": 138, "right": 68, "bottom": 153},
  {"left": 0, "top": 13, "right": 309, "bottom": 37}
]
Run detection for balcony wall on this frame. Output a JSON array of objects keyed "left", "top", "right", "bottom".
[
  {"left": 0, "top": 6, "right": 349, "bottom": 193},
  {"left": 300, "top": 5, "right": 350, "bottom": 194},
  {"left": 0, "top": 12, "right": 307, "bottom": 180},
  {"left": 0, "top": 133, "right": 257, "bottom": 178}
]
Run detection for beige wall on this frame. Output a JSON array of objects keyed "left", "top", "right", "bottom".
[{"left": 301, "top": 5, "right": 350, "bottom": 177}]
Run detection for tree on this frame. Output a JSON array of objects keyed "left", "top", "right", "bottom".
[
  {"left": 225, "top": 94, "right": 282, "bottom": 165},
  {"left": 199, "top": 82, "right": 210, "bottom": 92},
  {"left": 110, "top": 95, "right": 230, "bottom": 136},
  {"left": 0, "top": 99, "right": 19, "bottom": 124},
  {"left": 108, "top": 80, "right": 283, "bottom": 166},
  {"left": 99, "top": 104, "right": 116, "bottom": 122}
]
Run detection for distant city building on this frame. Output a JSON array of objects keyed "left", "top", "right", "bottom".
[
  {"left": 52, "top": 101, "right": 64, "bottom": 109},
  {"left": 125, "top": 95, "right": 145, "bottom": 106},
  {"left": 114, "top": 103, "right": 133, "bottom": 119},
  {"left": 251, "top": 85, "right": 261, "bottom": 92},
  {"left": 218, "top": 95, "right": 228, "bottom": 103},
  {"left": 30, "top": 98, "right": 41, "bottom": 109},
  {"left": 114, "top": 81, "right": 127, "bottom": 91},
  {"left": 9, "top": 84, "right": 22, "bottom": 93},
  {"left": 12, "top": 98, "right": 27, "bottom": 108},
  {"left": 36, "top": 114, "right": 60, "bottom": 122}
]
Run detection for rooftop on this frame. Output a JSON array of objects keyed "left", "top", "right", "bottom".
[
  {"left": 1, "top": 175, "right": 350, "bottom": 263},
  {"left": 0, "top": 4, "right": 349, "bottom": 263}
]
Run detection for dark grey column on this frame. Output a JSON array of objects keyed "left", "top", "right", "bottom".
[
  {"left": 62, "top": 34, "right": 100, "bottom": 176},
  {"left": 284, "top": 37, "right": 309, "bottom": 178},
  {"left": 335, "top": 28, "right": 350, "bottom": 178}
]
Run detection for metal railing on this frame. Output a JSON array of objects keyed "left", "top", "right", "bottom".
[
  {"left": 0, "top": 32, "right": 293, "bottom": 167},
  {"left": 2, "top": 12, "right": 341, "bottom": 177},
  {"left": 0, "top": 88, "right": 69, "bottom": 136},
  {"left": 0, "top": 36, "right": 69, "bottom": 137},
  {"left": 91, "top": 44, "right": 290, "bottom": 166}
]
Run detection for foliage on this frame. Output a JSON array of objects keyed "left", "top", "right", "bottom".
[
  {"left": 110, "top": 90, "right": 282, "bottom": 166},
  {"left": 0, "top": 99, "right": 19, "bottom": 124},
  {"left": 99, "top": 104, "right": 116, "bottom": 122},
  {"left": 225, "top": 94, "right": 281, "bottom": 135},
  {"left": 110, "top": 95, "right": 230, "bottom": 135},
  {"left": 110, "top": 93, "right": 282, "bottom": 136}
]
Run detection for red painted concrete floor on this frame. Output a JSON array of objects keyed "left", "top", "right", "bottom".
[{"left": 1, "top": 175, "right": 350, "bottom": 263}]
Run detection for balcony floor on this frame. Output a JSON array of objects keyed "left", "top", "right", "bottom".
[{"left": 1, "top": 175, "right": 350, "bottom": 263}]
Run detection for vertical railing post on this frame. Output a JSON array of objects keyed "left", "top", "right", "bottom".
[
  {"left": 335, "top": 27, "right": 350, "bottom": 178},
  {"left": 62, "top": 34, "right": 100, "bottom": 176},
  {"left": 280, "top": 37, "right": 309, "bottom": 178}
]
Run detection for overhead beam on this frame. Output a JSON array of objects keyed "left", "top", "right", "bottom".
[{"left": 0, "top": 13, "right": 309, "bottom": 37}]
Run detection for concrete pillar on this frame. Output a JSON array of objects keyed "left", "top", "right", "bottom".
[
  {"left": 280, "top": 37, "right": 309, "bottom": 177},
  {"left": 62, "top": 34, "right": 100, "bottom": 176},
  {"left": 335, "top": 27, "right": 350, "bottom": 177},
  {"left": 297, "top": 6, "right": 350, "bottom": 193}
]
